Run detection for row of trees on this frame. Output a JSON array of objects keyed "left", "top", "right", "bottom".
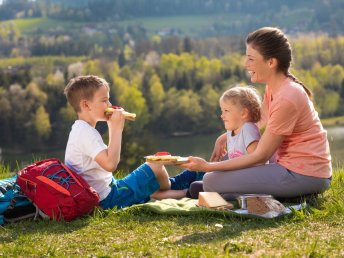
[
  {"left": 1, "top": 35, "right": 344, "bottom": 170},
  {"left": 0, "top": 18, "right": 247, "bottom": 62},
  {"left": 0, "top": 18, "right": 150, "bottom": 58}
]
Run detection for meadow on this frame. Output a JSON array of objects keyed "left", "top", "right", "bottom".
[
  {"left": 5, "top": 10, "right": 313, "bottom": 38},
  {"left": 4, "top": 15, "right": 233, "bottom": 37},
  {"left": 0, "top": 163, "right": 343, "bottom": 257}
]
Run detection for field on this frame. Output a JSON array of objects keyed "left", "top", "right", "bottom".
[
  {"left": 5, "top": 18, "right": 80, "bottom": 34},
  {"left": 2, "top": 9, "right": 314, "bottom": 38},
  {"left": 3, "top": 15, "right": 233, "bottom": 37},
  {"left": 321, "top": 116, "right": 344, "bottom": 127},
  {"left": 0, "top": 165, "right": 343, "bottom": 257}
]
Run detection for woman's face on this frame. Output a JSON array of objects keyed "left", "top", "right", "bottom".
[{"left": 245, "top": 44, "right": 271, "bottom": 84}]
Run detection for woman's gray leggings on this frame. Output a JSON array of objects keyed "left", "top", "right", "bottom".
[{"left": 203, "top": 163, "right": 331, "bottom": 200}]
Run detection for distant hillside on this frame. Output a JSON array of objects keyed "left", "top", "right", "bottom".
[{"left": 1, "top": 0, "right": 343, "bottom": 36}]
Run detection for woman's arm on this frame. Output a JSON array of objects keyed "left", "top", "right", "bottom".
[{"left": 180, "top": 129, "right": 285, "bottom": 172}]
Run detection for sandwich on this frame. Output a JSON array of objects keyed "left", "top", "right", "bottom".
[
  {"left": 145, "top": 152, "right": 189, "bottom": 164},
  {"left": 104, "top": 106, "right": 136, "bottom": 121}
]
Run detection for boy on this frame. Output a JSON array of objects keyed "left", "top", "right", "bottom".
[{"left": 64, "top": 75, "right": 174, "bottom": 209}]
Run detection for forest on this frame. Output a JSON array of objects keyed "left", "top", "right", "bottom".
[
  {"left": 0, "top": 0, "right": 344, "bottom": 170},
  {"left": 1, "top": 34, "right": 344, "bottom": 169}
]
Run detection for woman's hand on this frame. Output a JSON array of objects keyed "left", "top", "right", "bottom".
[
  {"left": 210, "top": 133, "right": 227, "bottom": 162},
  {"left": 179, "top": 156, "right": 210, "bottom": 172}
]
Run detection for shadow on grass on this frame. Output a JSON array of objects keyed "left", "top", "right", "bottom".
[
  {"left": 103, "top": 204, "right": 298, "bottom": 244},
  {"left": 0, "top": 215, "right": 92, "bottom": 244},
  {"left": 174, "top": 219, "right": 283, "bottom": 245},
  {"left": 171, "top": 210, "right": 300, "bottom": 245}
]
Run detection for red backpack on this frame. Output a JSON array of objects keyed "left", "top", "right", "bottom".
[{"left": 16, "top": 158, "right": 99, "bottom": 221}]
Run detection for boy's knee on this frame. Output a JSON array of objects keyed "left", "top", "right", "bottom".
[
  {"left": 145, "top": 162, "right": 162, "bottom": 175},
  {"left": 145, "top": 162, "right": 170, "bottom": 189}
]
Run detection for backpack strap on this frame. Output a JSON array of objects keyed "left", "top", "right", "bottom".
[{"left": 41, "top": 163, "right": 76, "bottom": 190}]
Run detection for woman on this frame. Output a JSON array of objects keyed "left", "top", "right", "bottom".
[{"left": 180, "top": 27, "right": 332, "bottom": 199}]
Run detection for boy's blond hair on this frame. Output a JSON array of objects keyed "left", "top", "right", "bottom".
[
  {"left": 220, "top": 86, "right": 262, "bottom": 123},
  {"left": 64, "top": 75, "right": 109, "bottom": 113}
]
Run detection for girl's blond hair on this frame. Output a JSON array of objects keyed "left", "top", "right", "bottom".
[{"left": 220, "top": 86, "right": 262, "bottom": 123}]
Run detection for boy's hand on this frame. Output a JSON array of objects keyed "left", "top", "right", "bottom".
[
  {"left": 179, "top": 156, "right": 210, "bottom": 172},
  {"left": 107, "top": 108, "right": 125, "bottom": 130}
]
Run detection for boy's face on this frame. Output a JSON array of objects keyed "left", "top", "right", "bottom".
[
  {"left": 220, "top": 99, "right": 247, "bottom": 135},
  {"left": 84, "top": 85, "right": 111, "bottom": 122}
]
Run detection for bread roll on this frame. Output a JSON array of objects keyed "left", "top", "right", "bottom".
[{"left": 104, "top": 107, "right": 136, "bottom": 121}]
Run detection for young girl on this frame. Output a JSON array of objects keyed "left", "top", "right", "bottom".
[
  {"left": 152, "top": 85, "right": 262, "bottom": 199},
  {"left": 180, "top": 27, "right": 332, "bottom": 200}
]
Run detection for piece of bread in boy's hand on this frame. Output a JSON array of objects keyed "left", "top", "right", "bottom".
[{"left": 104, "top": 106, "right": 136, "bottom": 121}]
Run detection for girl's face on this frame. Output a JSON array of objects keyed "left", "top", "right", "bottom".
[
  {"left": 220, "top": 99, "right": 247, "bottom": 135},
  {"left": 245, "top": 44, "right": 271, "bottom": 84}
]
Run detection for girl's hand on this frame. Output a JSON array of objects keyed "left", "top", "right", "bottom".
[
  {"left": 210, "top": 133, "right": 227, "bottom": 162},
  {"left": 179, "top": 156, "right": 210, "bottom": 172}
]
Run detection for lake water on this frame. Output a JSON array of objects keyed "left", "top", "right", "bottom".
[{"left": 1, "top": 126, "right": 343, "bottom": 174}]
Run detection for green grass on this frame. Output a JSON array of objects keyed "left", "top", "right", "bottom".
[
  {"left": 2, "top": 17, "right": 81, "bottom": 34},
  {"left": 5, "top": 11, "right": 314, "bottom": 38},
  {"left": 2, "top": 14, "right": 244, "bottom": 37},
  {"left": 321, "top": 116, "right": 344, "bottom": 127},
  {"left": 0, "top": 164, "right": 343, "bottom": 257},
  {"left": 1, "top": 15, "right": 225, "bottom": 37}
]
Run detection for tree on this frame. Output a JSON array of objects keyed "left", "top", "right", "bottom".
[
  {"left": 111, "top": 75, "right": 149, "bottom": 132},
  {"left": 0, "top": 87, "right": 11, "bottom": 144},
  {"left": 147, "top": 73, "right": 165, "bottom": 118},
  {"left": 83, "top": 60, "right": 103, "bottom": 76},
  {"left": 318, "top": 90, "right": 340, "bottom": 117},
  {"left": 198, "top": 84, "right": 221, "bottom": 133},
  {"left": 160, "top": 88, "right": 202, "bottom": 133},
  {"left": 183, "top": 36, "right": 193, "bottom": 53},
  {"left": 34, "top": 105, "right": 51, "bottom": 139},
  {"left": 53, "top": 104, "right": 77, "bottom": 147}
]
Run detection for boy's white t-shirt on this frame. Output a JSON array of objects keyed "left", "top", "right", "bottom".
[{"left": 65, "top": 120, "right": 112, "bottom": 201}]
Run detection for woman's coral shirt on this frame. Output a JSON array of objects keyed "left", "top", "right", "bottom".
[{"left": 261, "top": 78, "right": 332, "bottom": 178}]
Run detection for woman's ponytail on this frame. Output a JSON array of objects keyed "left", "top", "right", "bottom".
[{"left": 287, "top": 72, "right": 312, "bottom": 98}]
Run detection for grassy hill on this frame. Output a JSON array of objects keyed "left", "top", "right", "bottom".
[
  {"left": 0, "top": 164, "right": 343, "bottom": 256},
  {"left": 3, "top": 17, "right": 82, "bottom": 34},
  {"left": 4, "top": 9, "right": 315, "bottom": 38}
]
